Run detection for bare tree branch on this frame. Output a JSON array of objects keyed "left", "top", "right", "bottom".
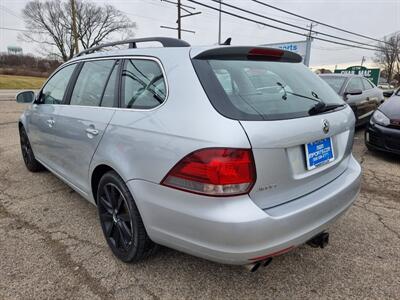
[
  {"left": 21, "top": 0, "right": 136, "bottom": 61},
  {"left": 374, "top": 34, "right": 400, "bottom": 83}
]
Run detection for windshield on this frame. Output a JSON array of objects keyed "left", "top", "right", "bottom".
[
  {"left": 320, "top": 76, "right": 347, "bottom": 94},
  {"left": 194, "top": 59, "right": 344, "bottom": 121}
]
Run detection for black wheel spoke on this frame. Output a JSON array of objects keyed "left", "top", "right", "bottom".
[
  {"left": 117, "top": 223, "right": 130, "bottom": 249},
  {"left": 103, "top": 185, "right": 114, "bottom": 209},
  {"left": 118, "top": 213, "right": 130, "bottom": 222},
  {"left": 114, "top": 224, "right": 123, "bottom": 248},
  {"left": 119, "top": 221, "right": 132, "bottom": 241},
  {"left": 99, "top": 196, "right": 113, "bottom": 213},
  {"left": 115, "top": 195, "right": 123, "bottom": 213},
  {"left": 105, "top": 221, "right": 114, "bottom": 238},
  {"left": 100, "top": 213, "right": 113, "bottom": 222}
]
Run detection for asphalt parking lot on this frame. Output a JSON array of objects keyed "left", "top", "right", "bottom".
[{"left": 0, "top": 93, "right": 399, "bottom": 299}]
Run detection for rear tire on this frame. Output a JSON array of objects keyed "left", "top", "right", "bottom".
[
  {"left": 97, "top": 171, "right": 157, "bottom": 262},
  {"left": 19, "top": 126, "right": 44, "bottom": 172}
]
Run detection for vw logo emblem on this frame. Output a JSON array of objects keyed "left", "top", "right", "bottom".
[{"left": 322, "top": 119, "right": 330, "bottom": 134}]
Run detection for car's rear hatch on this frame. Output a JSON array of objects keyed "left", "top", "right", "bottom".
[
  {"left": 240, "top": 112, "right": 354, "bottom": 209},
  {"left": 191, "top": 46, "right": 355, "bottom": 209}
]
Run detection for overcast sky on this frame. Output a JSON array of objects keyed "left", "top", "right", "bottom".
[{"left": 0, "top": 0, "right": 399, "bottom": 67}]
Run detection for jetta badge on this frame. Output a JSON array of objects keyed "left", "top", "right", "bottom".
[{"left": 322, "top": 119, "right": 330, "bottom": 134}]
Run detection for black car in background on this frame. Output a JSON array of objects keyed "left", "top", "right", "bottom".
[
  {"left": 366, "top": 88, "right": 400, "bottom": 155},
  {"left": 320, "top": 74, "right": 384, "bottom": 126}
]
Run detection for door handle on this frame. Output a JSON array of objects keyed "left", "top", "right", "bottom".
[
  {"left": 86, "top": 127, "right": 99, "bottom": 136},
  {"left": 46, "top": 119, "right": 55, "bottom": 127}
]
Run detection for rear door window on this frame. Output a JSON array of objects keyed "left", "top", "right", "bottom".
[
  {"left": 121, "top": 59, "right": 167, "bottom": 109},
  {"left": 70, "top": 60, "right": 115, "bottom": 107}
]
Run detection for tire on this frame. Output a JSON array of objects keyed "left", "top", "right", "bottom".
[
  {"left": 19, "top": 126, "right": 44, "bottom": 172},
  {"left": 97, "top": 171, "right": 157, "bottom": 263}
]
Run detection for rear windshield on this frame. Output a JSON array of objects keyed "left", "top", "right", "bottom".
[
  {"left": 320, "top": 76, "right": 347, "bottom": 94},
  {"left": 193, "top": 59, "right": 344, "bottom": 121}
]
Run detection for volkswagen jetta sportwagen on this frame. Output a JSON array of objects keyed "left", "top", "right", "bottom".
[{"left": 16, "top": 37, "right": 361, "bottom": 269}]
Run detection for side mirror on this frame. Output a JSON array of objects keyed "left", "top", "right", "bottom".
[
  {"left": 16, "top": 91, "right": 35, "bottom": 103},
  {"left": 383, "top": 90, "right": 394, "bottom": 97},
  {"left": 345, "top": 88, "right": 362, "bottom": 96}
]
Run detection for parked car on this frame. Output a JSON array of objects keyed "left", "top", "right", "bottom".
[
  {"left": 366, "top": 87, "right": 400, "bottom": 154},
  {"left": 320, "top": 74, "right": 384, "bottom": 126},
  {"left": 378, "top": 83, "right": 395, "bottom": 90},
  {"left": 16, "top": 38, "right": 361, "bottom": 271}
]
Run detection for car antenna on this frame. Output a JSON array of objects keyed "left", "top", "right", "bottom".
[{"left": 222, "top": 37, "right": 231, "bottom": 45}]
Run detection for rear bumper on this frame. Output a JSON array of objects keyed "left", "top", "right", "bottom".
[
  {"left": 365, "top": 123, "right": 400, "bottom": 155},
  {"left": 128, "top": 155, "right": 361, "bottom": 265}
]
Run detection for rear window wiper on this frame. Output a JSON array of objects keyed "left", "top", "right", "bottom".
[
  {"left": 308, "top": 102, "right": 346, "bottom": 115},
  {"left": 276, "top": 82, "right": 321, "bottom": 104}
]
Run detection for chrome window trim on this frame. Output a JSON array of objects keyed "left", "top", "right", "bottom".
[{"left": 39, "top": 55, "right": 170, "bottom": 112}]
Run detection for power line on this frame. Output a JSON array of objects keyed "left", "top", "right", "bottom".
[
  {"left": 187, "top": 0, "right": 384, "bottom": 52},
  {"left": 210, "top": 0, "right": 379, "bottom": 49},
  {"left": 0, "top": 26, "right": 45, "bottom": 34},
  {"left": 250, "top": 0, "right": 389, "bottom": 45},
  {"left": 0, "top": 5, "right": 24, "bottom": 21}
]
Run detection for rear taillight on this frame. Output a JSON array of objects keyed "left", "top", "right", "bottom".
[{"left": 161, "top": 148, "right": 256, "bottom": 196}]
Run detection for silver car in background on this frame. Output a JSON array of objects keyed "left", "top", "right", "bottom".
[{"left": 16, "top": 38, "right": 361, "bottom": 270}]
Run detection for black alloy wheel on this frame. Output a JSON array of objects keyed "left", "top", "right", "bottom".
[
  {"left": 98, "top": 182, "right": 134, "bottom": 253},
  {"left": 19, "top": 126, "right": 44, "bottom": 172},
  {"left": 97, "top": 171, "right": 157, "bottom": 262}
]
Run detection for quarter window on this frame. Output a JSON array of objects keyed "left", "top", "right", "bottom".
[
  {"left": 362, "top": 78, "right": 375, "bottom": 89},
  {"left": 40, "top": 64, "right": 75, "bottom": 105},
  {"left": 121, "top": 59, "right": 166, "bottom": 109},
  {"left": 70, "top": 60, "right": 115, "bottom": 106}
]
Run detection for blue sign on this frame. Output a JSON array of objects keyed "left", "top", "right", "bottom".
[{"left": 305, "top": 137, "right": 334, "bottom": 170}]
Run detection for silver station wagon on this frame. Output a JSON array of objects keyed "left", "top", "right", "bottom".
[{"left": 16, "top": 37, "right": 361, "bottom": 271}]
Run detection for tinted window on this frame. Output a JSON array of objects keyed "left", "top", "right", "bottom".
[
  {"left": 197, "top": 59, "right": 343, "bottom": 121},
  {"left": 101, "top": 61, "right": 119, "bottom": 107},
  {"left": 346, "top": 78, "right": 364, "bottom": 92},
  {"left": 362, "top": 78, "right": 375, "bottom": 89},
  {"left": 121, "top": 59, "right": 166, "bottom": 109},
  {"left": 40, "top": 64, "right": 75, "bottom": 104},
  {"left": 320, "top": 76, "right": 346, "bottom": 94},
  {"left": 70, "top": 60, "right": 115, "bottom": 106}
]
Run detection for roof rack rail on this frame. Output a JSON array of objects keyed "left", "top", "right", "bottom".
[{"left": 75, "top": 37, "right": 190, "bottom": 57}]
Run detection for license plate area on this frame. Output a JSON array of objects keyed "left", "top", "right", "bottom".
[{"left": 305, "top": 137, "right": 335, "bottom": 170}]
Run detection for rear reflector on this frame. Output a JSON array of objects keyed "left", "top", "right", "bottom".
[
  {"left": 249, "top": 246, "right": 295, "bottom": 261},
  {"left": 161, "top": 148, "right": 256, "bottom": 196}
]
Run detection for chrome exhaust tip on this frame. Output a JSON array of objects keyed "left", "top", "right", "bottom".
[
  {"left": 244, "top": 261, "right": 262, "bottom": 272},
  {"left": 245, "top": 257, "right": 273, "bottom": 272}
]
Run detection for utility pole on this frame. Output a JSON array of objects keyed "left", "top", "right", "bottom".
[
  {"left": 304, "top": 22, "right": 316, "bottom": 67},
  {"left": 160, "top": 0, "right": 201, "bottom": 38},
  {"left": 218, "top": 0, "right": 222, "bottom": 44},
  {"left": 360, "top": 56, "right": 366, "bottom": 66},
  {"left": 177, "top": 0, "right": 181, "bottom": 39},
  {"left": 71, "top": 0, "right": 79, "bottom": 54}
]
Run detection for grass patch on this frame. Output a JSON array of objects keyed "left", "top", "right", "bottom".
[{"left": 0, "top": 75, "right": 46, "bottom": 89}]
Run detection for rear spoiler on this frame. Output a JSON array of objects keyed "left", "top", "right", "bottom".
[{"left": 192, "top": 46, "right": 302, "bottom": 63}]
